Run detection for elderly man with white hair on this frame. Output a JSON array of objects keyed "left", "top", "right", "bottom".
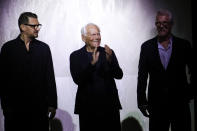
[{"left": 70, "top": 23, "right": 123, "bottom": 131}]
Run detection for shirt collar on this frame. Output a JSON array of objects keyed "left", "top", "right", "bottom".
[
  {"left": 16, "top": 34, "right": 36, "bottom": 45},
  {"left": 158, "top": 37, "right": 173, "bottom": 50}
]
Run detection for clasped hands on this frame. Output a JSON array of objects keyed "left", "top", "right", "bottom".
[{"left": 91, "top": 45, "right": 112, "bottom": 65}]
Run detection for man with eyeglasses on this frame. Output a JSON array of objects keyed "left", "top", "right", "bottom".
[
  {"left": 0, "top": 12, "right": 57, "bottom": 131},
  {"left": 70, "top": 23, "right": 123, "bottom": 131},
  {"left": 137, "top": 9, "right": 194, "bottom": 131}
]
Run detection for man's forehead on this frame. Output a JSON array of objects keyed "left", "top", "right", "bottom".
[
  {"left": 87, "top": 25, "right": 99, "bottom": 31},
  {"left": 156, "top": 15, "right": 170, "bottom": 21},
  {"left": 28, "top": 17, "right": 39, "bottom": 23}
]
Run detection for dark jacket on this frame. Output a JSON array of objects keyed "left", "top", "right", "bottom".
[
  {"left": 70, "top": 46, "right": 123, "bottom": 114},
  {"left": 137, "top": 35, "right": 193, "bottom": 108},
  {"left": 0, "top": 36, "right": 57, "bottom": 113}
]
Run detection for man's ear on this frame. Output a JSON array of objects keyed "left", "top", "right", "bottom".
[
  {"left": 20, "top": 24, "right": 26, "bottom": 32},
  {"left": 82, "top": 35, "right": 86, "bottom": 43}
]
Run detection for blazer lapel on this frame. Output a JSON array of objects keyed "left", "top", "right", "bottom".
[
  {"left": 165, "top": 36, "right": 176, "bottom": 71},
  {"left": 153, "top": 37, "right": 166, "bottom": 71}
]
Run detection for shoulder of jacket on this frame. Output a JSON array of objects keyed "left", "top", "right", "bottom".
[{"left": 141, "top": 36, "right": 157, "bottom": 48}]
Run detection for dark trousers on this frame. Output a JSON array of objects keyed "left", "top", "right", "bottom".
[
  {"left": 149, "top": 103, "right": 191, "bottom": 131},
  {"left": 79, "top": 110, "right": 121, "bottom": 131},
  {"left": 4, "top": 111, "right": 49, "bottom": 131}
]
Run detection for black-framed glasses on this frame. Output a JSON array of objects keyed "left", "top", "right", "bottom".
[{"left": 24, "top": 24, "right": 42, "bottom": 29}]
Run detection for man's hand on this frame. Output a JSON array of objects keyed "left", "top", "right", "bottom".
[
  {"left": 48, "top": 107, "right": 56, "bottom": 119},
  {"left": 91, "top": 47, "right": 100, "bottom": 65},
  {"left": 105, "top": 45, "right": 112, "bottom": 62},
  {"left": 139, "top": 105, "right": 150, "bottom": 117}
]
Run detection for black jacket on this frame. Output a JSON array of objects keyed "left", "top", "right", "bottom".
[
  {"left": 137, "top": 35, "right": 193, "bottom": 108},
  {"left": 70, "top": 46, "right": 123, "bottom": 114},
  {"left": 0, "top": 36, "right": 57, "bottom": 113}
]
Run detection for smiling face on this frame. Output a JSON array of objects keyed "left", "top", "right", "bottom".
[
  {"left": 82, "top": 24, "right": 101, "bottom": 51},
  {"left": 155, "top": 14, "right": 173, "bottom": 38}
]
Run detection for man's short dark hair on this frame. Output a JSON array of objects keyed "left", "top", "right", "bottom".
[{"left": 18, "top": 12, "right": 37, "bottom": 31}]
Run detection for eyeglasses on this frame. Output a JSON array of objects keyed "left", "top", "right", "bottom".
[
  {"left": 24, "top": 24, "right": 42, "bottom": 29},
  {"left": 155, "top": 21, "right": 171, "bottom": 27}
]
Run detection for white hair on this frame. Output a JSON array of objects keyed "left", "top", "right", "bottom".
[
  {"left": 81, "top": 23, "right": 100, "bottom": 36},
  {"left": 156, "top": 9, "right": 173, "bottom": 22}
]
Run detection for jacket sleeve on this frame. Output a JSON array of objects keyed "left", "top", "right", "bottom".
[
  {"left": 108, "top": 50, "right": 123, "bottom": 79},
  {"left": 137, "top": 44, "right": 148, "bottom": 107},
  {"left": 185, "top": 41, "right": 194, "bottom": 100},
  {"left": 70, "top": 52, "right": 96, "bottom": 85},
  {"left": 45, "top": 46, "right": 57, "bottom": 109},
  {"left": 0, "top": 44, "right": 9, "bottom": 109},
  {"left": 0, "top": 47, "right": 3, "bottom": 101}
]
